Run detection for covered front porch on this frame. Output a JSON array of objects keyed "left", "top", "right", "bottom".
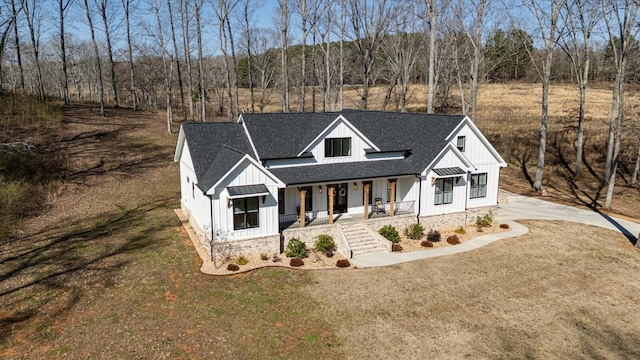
[{"left": 277, "top": 176, "right": 418, "bottom": 231}]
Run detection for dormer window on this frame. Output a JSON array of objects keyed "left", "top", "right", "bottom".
[
  {"left": 325, "top": 137, "right": 351, "bottom": 157},
  {"left": 457, "top": 136, "right": 466, "bottom": 152}
]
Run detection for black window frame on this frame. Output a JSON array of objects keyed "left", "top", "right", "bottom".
[
  {"left": 304, "top": 186, "right": 312, "bottom": 211},
  {"left": 324, "top": 137, "right": 352, "bottom": 157},
  {"left": 457, "top": 136, "right": 466, "bottom": 152},
  {"left": 233, "top": 197, "right": 260, "bottom": 230},
  {"left": 278, "top": 188, "right": 285, "bottom": 214},
  {"left": 469, "top": 173, "right": 487, "bottom": 199},
  {"left": 434, "top": 178, "right": 454, "bottom": 205}
]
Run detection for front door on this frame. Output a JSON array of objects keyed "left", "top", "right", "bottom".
[{"left": 329, "top": 183, "right": 348, "bottom": 214}]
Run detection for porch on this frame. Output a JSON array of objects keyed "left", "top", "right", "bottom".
[{"left": 279, "top": 200, "right": 415, "bottom": 231}]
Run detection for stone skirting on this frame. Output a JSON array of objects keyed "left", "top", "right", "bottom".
[
  {"left": 420, "top": 206, "right": 498, "bottom": 232},
  {"left": 181, "top": 204, "right": 281, "bottom": 257},
  {"left": 283, "top": 224, "right": 338, "bottom": 251},
  {"left": 362, "top": 213, "right": 418, "bottom": 233}
]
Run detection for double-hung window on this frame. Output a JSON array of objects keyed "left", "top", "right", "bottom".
[
  {"left": 457, "top": 136, "right": 466, "bottom": 152},
  {"left": 233, "top": 197, "right": 259, "bottom": 230},
  {"left": 470, "top": 173, "right": 487, "bottom": 199},
  {"left": 324, "top": 137, "right": 351, "bottom": 157},
  {"left": 434, "top": 178, "right": 454, "bottom": 205}
]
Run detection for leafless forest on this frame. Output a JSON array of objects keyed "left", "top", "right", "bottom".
[{"left": 0, "top": 0, "right": 639, "bottom": 209}]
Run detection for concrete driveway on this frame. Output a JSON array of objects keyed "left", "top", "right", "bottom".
[
  {"left": 500, "top": 192, "right": 640, "bottom": 243},
  {"left": 351, "top": 191, "right": 639, "bottom": 268}
]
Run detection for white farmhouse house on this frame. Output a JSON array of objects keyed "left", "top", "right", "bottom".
[{"left": 174, "top": 111, "right": 507, "bottom": 258}]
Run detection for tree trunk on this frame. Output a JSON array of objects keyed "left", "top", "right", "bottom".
[
  {"left": 195, "top": 0, "right": 205, "bottom": 121},
  {"left": 339, "top": 0, "right": 344, "bottom": 111},
  {"left": 631, "top": 140, "right": 639, "bottom": 187},
  {"left": 533, "top": 51, "right": 553, "bottom": 191},
  {"left": 59, "top": 0, "right": 70, "bottom": 105},
  {"left": 300, "top": 0, "right": 306, "bottom": 112},
  {"left": 426, "top": 0, "right": 436, "bottom": 113},
  {"left": 83, "top": 0, "right": 105, "bottom": 116},
  {"left": 122, "top": 0, "right": 136, "bottom": 110},
  {"left": 216, "top": 5, "right": 233, "bottom": 119},
  {"left": 21, "top": 0, "right": 44, "bottom": 101},
  {"left": 223, "top": 1, "right": 239, "bottom": 117},
  {"left": 181, "top": 0, "right": 194, "bottom": 121},
  {"left": 11, "top": 0, "right": 24, "bottom": 91},
  {"left": 153, "top": 0, "right": 172, "bottom": 132},
  {"left": 243, "top": 1, "right": 255, "bottom": 112},
  {"left": 279, "top": 0, "right": 290, "bottom": 113},
  {"left": 167, "top": 0, "right": 186, "bottom": 121},
  {"left": 98, "top": 0, "right": 118, "bottom": 107}
]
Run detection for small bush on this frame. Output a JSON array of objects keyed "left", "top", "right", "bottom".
[
  {"left": 427, "top": 229, "right": 441, "bottom": 242},
  {"left": 314, "top": 234, "right": 336, "bottom": 252},
  {"left": 421, "top": 240, "right": 434, "bottom": 248},
  {"left": 237, "top": 256, "right": 249, "bottom": 265},
  {"left": 260, "top": 253, "right": 269, "bottom": 261},
  {"left": 336, "top": 259, "right": 351, "bottom": 268},
  {"left": 392, "top": 243, "right": 403, "bottom": 252},
  {"left": 379, "top": 225, "right": 400, "bottom": 243},
  {"left": 325, "top": 250, "right": 334, "bottom": 258},
  {"left": 446, "top": 235, "right": 460, "bottom": 245},
  {"left": 290, "top": 258, "right": 304, "bottom": 267},
  {"left": 500, "top": 223, "right": 510, "bottom": 229},
  {"left": 404, "top": 223, "right": 425, "bottom": 240},
  {"left": 454, "top": 226, "right": 466, "bottom": 235},
  {"left": 476, "top": 213, "right": 493, "bottom": 228},
  {"left": 285, "top": 237, "right": 308, "bottom": 258},
  {"left": 227, "top": 264, "right": 239, "bottom": 271}
]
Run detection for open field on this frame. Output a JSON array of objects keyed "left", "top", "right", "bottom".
[{"left": 0, "top": 86, "right": 639, "bottom": 358}]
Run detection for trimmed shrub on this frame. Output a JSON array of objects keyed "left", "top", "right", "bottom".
[
  {"left": 285, "top": 237, "right": 308, "bottom": 258},
  {"left": 379, "top": 225, "right": 400, "bottom": 243},
  {"left": 392, "top": 243, "right": 403, "bottom": 252},
  {"left": 260, "top": 253, "right": 269, "bottom": 261},
  {"left": 404, "top": 223, "right": 425, "bottom": 240},
  {"left": 500, "top": 223, "right": 510, "bottom": 229},
  {"left": 476, "top": 213, "right": 493, "bottom": 228},
  {"left": 421, "top": 240, "right": 434, "bottom": 248},
  {"left": 325, "top": 250, "right": 334, "bottom": 258},
  {"left": 336, "top": 259, "right": 351, "bottom": 268},
  {"left": 446, "top": 235, "right": 460, "bottom": 245},
  {"left": 427, "top": 229, "right": 441, "bottom": 242},
  {"left": 227, "top": 264, "right": 239, "bottom": 271},
  {"left": 290, "top": 258, "right": 304, "bottom": 267},
  {"left": 454, "top": 226, "right": 466, "bottom": 235},
  {"left": 237, "top": 256, "right": 249, "bottom": 265},
  {"left": 314, "top": 234, "right": 336, "bottom": 252}
]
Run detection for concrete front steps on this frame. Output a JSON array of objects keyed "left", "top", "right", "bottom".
[{"left": 339, "top": 222, "right": 390, "bottom": 257}]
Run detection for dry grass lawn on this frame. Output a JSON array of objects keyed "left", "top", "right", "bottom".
[{"left": 305, "top": 221, "right": 640, "bottom": 359}]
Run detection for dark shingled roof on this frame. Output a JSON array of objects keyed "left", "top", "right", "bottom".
[
  {"left": 181, "top": 122, "right": 254, "bottom": 191},
  {"left": 180, "top": 111, "right": 466, "bottom": 188},
  {"left": 243, "top": 111, "right": 465, "bottom": 183}
]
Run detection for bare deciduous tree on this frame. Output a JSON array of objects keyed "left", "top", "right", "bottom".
[
  {"left": 278, "top": 0, "right": 290, "bottom": 112},
  {"left": 520, "top": 0, "right": 567, "bottom": 192},
  {"left": 83, "top": 0, "right": 105, "bottom": 115},
  {"left": 121, "top": 0, "right": 136, "bottom": 110},
  {"left": 559, "top": 0, "right": 600, "bottom": 178},
  {"left": 601, "top": 0, "right": 639, "bottom": 209}
]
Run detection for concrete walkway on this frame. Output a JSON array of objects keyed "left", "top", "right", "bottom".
[{"left": 351, "top": 192, "right": 640, "bottom": 268}]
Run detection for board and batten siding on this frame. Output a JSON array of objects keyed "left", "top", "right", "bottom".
[
  {"left": 451, "top": 123, "right": 500, "bottom": 166},
  {"left": 466, "top": 164, "right": 501, "bottom": 208},
  {"left": 180, "top": 141, "right": 212, "bottom": 235},
  {"left": 212, "top": 158, "right": 280, "bottom": 240},
  {"left": 308, "top": 120, "right": 370, "bottom": 164},
  {"left": 420, "top": 148, "right": 469, "bottom": 216}
]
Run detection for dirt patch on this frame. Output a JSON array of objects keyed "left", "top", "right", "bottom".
[{"left": 304, "top": 220, "right": 640, "bottom": 359}]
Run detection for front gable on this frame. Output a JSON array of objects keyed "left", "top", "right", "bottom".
[
  {"left": 300, "top": 115, "right": 381, "bottom": 164},
  {"left": 422, "top": 143, "right": 474, "bottom": 176},
  {"left": 447, "top": 117, "right": 507, "bottom": 167},
  {"left": 207, "top": 155, "right": 285, "bottom": 196}
]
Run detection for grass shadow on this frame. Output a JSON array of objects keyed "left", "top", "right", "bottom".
[{"left": 0, "top": 197, "right": 177, "bottom": 345}]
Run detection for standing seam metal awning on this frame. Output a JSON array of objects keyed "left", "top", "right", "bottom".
[
  {"left": 227, "top": 184, "right": 270, "bottom": 198},
  {"left": 433, "top": 167, "right": 466, "bottom": 177}
]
